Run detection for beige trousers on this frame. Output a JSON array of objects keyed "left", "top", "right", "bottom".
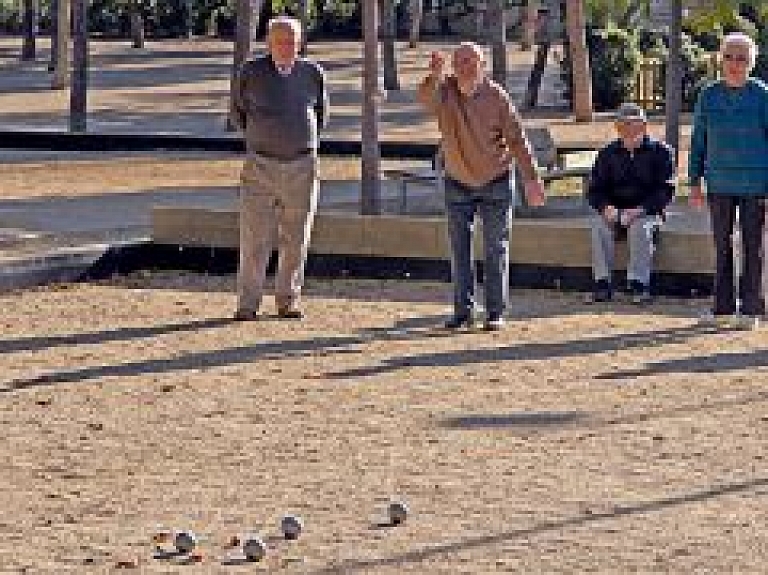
[{"left": 237, "top": 153, "right": 318, "bottom": 313}]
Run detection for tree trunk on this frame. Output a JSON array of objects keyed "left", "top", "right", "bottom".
[
  {"left": 249, "top": 0, "right": 264, "bottom": 44},
  {"left": 565, "top": 0, "right": 593, "bottom": 121},
  {"left": 361, "top": 0, "right": 381, "bottom": 215},
  {"left": 523, "top": 41, "right": 550, "bottom": 110},
  {"left": 381, "top": 0, "right": 399, "bottom": 91},
  {"left": 228, "top": 0, "right": 252, "bottom": 131},
  {"left": 665, "top": 0, "right": 683, "bottom": 163},
  {"left": 488, "top": 0, "right": 507, "bottom": 87},
  {"left": 521, "top": 0, "right": 537, "bottom": 51},
  {"left": 49, "top": 0, "right": 57, "bottom": 71},
  {"left": 129, "top": 0, "right": 145, "bottom": 48},
  {"left": 21, "top": 0, "right": 36, "bottom": 61},
  {"left": 298, "top": 0, "right": 309, "bottom": 54},
  {"left": 51, "top": 0, "right": 70, "bottom": 89},
  {"left": 185, "top": 0, "right": 194, "bottom": 39},
  {"left": 70, "top": 0, "right": 87, "bottom": 132},
  {"left": 408, "top": 0, "right": 422, "bottom": 48}
]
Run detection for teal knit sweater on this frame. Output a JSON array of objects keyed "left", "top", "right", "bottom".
[{"left": 688, "top": 78, "right": 768, "bottom": 196}]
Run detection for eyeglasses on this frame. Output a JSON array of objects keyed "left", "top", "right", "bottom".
[{"left": 723, "top": 54, "right": 749, "bottom": 63}]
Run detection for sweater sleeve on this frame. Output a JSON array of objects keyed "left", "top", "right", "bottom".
[
  {"left": 417, "top": 73, "right": 442, "bottom": 117},
  {"left": 587, "top": 148, "right": 610, "bottom": 212},
  {"left": 687, "top": 87, "right": 708, "bottom": 187},
  {"left": 642, "top": 144, "right": 676, "bottom": 215}
]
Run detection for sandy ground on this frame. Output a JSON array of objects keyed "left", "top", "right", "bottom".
[{"left": 0, "top": 273, "right": 766, "bottom": 573}]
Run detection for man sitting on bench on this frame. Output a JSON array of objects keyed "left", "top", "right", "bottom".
[{"left": 586, "top": 103, "right": 675, "bottom": 304}]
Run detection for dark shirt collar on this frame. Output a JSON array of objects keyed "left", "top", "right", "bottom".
[
  {"left": 616, "top": 135, "right": 652, "bottom": 153},
  {"left": 268, "top": 55, "right": 297, "bottom": 75}
]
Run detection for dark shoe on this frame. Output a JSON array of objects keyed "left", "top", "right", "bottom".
[
  {"left": 587, "top": 279, "right": 613, "bottom": 304},
  {"left": 234, "top": 309, "right": 260, "bottom": 321},
  {"left": 627, "top": 280, "right": 652, "bottom": 305},
  {"left": 444, "top": 314, "right": 475, "bottom": 330},
  {"left": 484, "top": 315, "right": 505, "bottom": 331},
  {"left": 277, "top": 307, "right": 304, "bottom": 320}
]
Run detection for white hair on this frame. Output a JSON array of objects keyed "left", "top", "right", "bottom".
[
  {"left": 721, "top": 32, "right": 758, "bottom": 70},
  {"left": 267, "top": 16, "right": 302, "bottom": 41},
  {"left": 456, "top": 41, "right": 485, "bottom": 62}
]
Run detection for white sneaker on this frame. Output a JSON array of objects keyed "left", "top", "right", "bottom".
[
  {"left": 734, "top": 315, "right": 760, "bottom": 331},
  {"left": 698, "top": 311, "right": 733, "bottom": 327}
]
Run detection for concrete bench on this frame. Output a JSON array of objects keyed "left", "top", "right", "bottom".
[
  {"left": 382, "top": 126, "right": 592, "bottom": 214},
  {"left": 151, "top": 205, "right": 713, "bottom": 275}
]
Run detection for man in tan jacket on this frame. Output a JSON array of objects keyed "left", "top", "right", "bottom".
[{"left": 418, "top": 42, "right": 545, "bottom": 330}]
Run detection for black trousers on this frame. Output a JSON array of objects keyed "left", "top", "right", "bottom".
[{"left": 708, "top": 195, "right": 766, "bottom": 316}]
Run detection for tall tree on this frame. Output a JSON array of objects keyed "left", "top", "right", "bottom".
[
  {"left": 51, "top": 0, "right": 71, "bottom": 89},
  {"left": 21, "top": 0, "right": 36, "bottom": 60},
  {"left": 381, "top": 0, "right": 399, "bottom": 90},
  {"left": 49, "top": 0, "right": 58, "bottom": 71},
  {"left": 298, "top": 0, "right": 309, "bottom": 53},
  {"left": 408, "top": 0, "right": 423, "bottom": 47},
  {"left": 70, "top": 0, "right": 88, "bottom": 131},
  {"left": 229, "top": 0, "right": 252, "bottom": 131},
  {"left": 129, "top": 0, "right": 145, "bottom": 48},
  {"left": 522, "top": 0, "right": 539, "bottom": 51},
  {"left": 566, "top": 0, "right": 593, "bottom": 120},
  {"left": 361, "top": 0, "right": 381, "bottom": 215},
  {"left": 184, "top": 0, "right": 194, "bottom": 38},
  {"left": 488, "top": 0, "right": 507, "bottom": 87},
  {"left": 665, "top": 0, "right": 683, "bottom": 162}
]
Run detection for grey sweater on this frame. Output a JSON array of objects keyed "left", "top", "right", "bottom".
[{"left": 233, "top": 55, "right": 329, "bottom": 159}]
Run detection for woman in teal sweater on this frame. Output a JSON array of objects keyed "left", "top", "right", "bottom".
[{"left": 688, "top": 32, "right": 768, "bottom": 330}]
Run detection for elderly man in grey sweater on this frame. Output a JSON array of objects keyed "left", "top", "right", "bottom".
[{"left": 232, "top": 16, "right": 329, "bottom": 321}]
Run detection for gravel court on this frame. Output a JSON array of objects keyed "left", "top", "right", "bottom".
[{"left": 0, "top": 273, "right": 765, "bottom": 573}]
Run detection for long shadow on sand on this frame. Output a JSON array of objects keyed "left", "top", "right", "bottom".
[
  {"left": 325, "top": 323, "right": 723, "bottom": 379},
  {"left": 594, "top": 349, "right": 768, "bottom": 380},
  {"left": 1, "top": 322, "right": 720, "bottom": 393},
  {"left": 309, "top": 475, "right": 768, "bottom": 573},
  {"left": 0, "top": 315, "right": 448, "bottom": 392}
]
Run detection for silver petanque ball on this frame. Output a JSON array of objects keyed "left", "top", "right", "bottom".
[
  {"left": 388, "top": 501, "right": 409, "bottom": 525},
  {"left": 173, "top": 530, "right": 198, "bottom": 554},
  {"left": 242, "top": 534, "right": 267, "bottom": 562},
  {"left": 280, "top": 514, "right": 304, "bottom": 540}
]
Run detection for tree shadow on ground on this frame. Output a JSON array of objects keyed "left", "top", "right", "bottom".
[
  {"left": 0, "top": 317, "right": 234, "bottom": 355},
  {"left": 325, "top": 323, "right": 723, "bottom": 379},
  {"left": 440, "top": 389, "right": 768, "bottom": 435},
  {"left": 595, "top": 349, "right": 768, "bottom": 380},
  {"left": 0, "top": 315, "right": 452, "bottom": 392},
  {"left": 310, "top": 475, "right": 768, "bottom": 573}
]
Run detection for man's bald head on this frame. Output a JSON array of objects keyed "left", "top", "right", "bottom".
[{"left": 452, "top": 42, "right": 485, "bottom": 93}]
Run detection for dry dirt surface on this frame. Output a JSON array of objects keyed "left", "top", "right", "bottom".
[{"left": 0, "top": 273, "right": 765, "bottom": 573}]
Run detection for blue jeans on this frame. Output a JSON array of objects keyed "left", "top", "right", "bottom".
[{"left": 444, "top": 175, "right": 513, "bottom": 319}]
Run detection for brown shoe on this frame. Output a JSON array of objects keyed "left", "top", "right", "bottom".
[
  {"left": 277, "top": 307, "right": 304, "bottom": 320},
  {"left": 234, "top": 309, "right": 260, "bottom": 321}
]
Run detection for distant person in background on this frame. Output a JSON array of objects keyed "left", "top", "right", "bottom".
[
  {"left": 586, "top": 103, "right": 675, "bottom": 304},
  {"left": 417, "top": 42, "right": 545, "bottom": 332},
  {"left": 231, "top": 16, "right": 329, "bottom": 321},
  {"left": 688, "top": 32, "right": 768, "bottom": 330}
]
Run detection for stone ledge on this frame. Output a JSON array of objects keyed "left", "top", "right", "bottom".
[{"left": 152, "top": 206, "right": 715, "bottom": 275}]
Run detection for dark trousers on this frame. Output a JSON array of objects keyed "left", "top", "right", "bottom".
[{"left": 708, "top": 195, "right": 766, "bottom": 316}]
